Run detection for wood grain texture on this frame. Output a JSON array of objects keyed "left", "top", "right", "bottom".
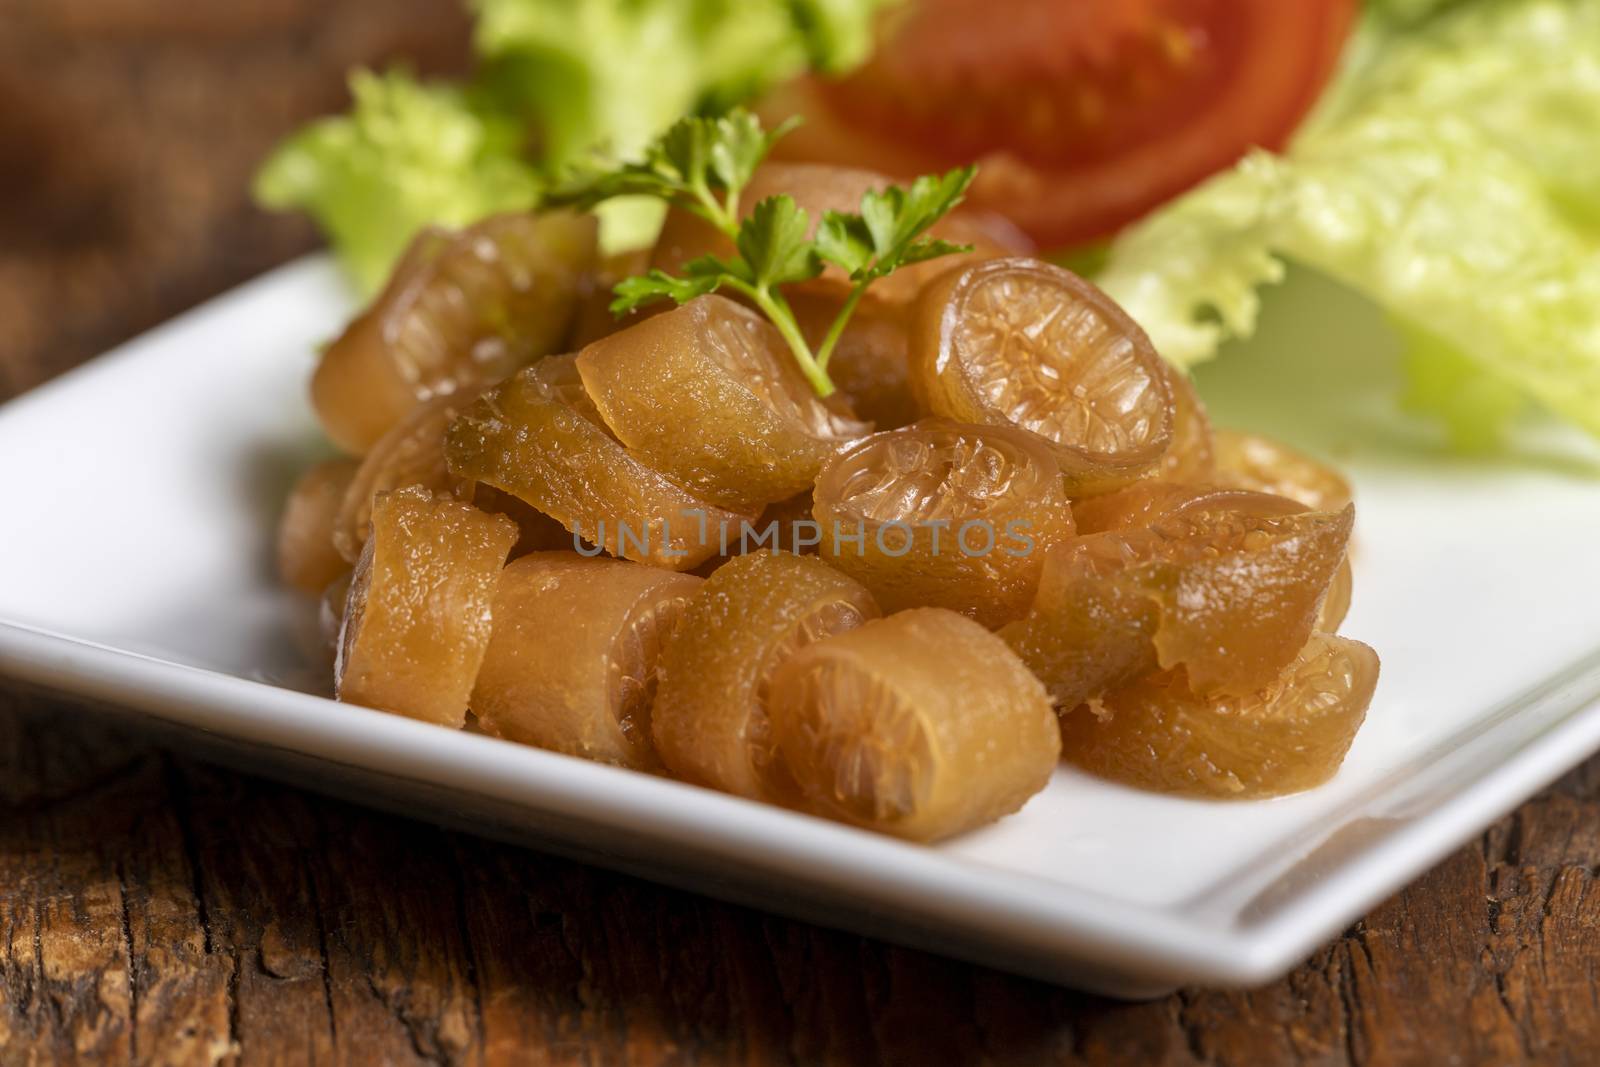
[{"left": 3, "top": 3, "right": 1599, "bottom": 1064}]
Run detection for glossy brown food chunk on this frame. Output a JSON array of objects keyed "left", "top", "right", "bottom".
[
  {"left": 651, "top": 162, "right": 1031, "bottom": 306},
  {"left": 1071, "top": 482, "right": 1303, "bottom": 536},
  {"left": 1071, "top": 481, "right": 1356, "bottom": 664},
  {"left": 751, "top": 492, "right": 821, "bottom": 557},
  {"left": 318, "top": 570, "right": 352, "bottom": 652},
  {"left": 1073, "top": 481, "right": 1354, "bottom": 631},
  {"left": 1318, "top": 558, "right": 1354, "bottom": 633},
  {"left": 813, "top": 419, "right": 1075, "bottom": 628},
  {"left": 565, "top": 247, "right": 653, "bottom": 350},
  {"left": 1061, "top": 634, "right": 1379, "bottom": 798},
  {"left": 336, "top": 488, "right": 518, "bottom": 726},
  {"left": 1212, "top": 429, "right": 1353, "bottom": 512},
  {"left": 1001, "top": 497, "right": 1353, "bottom": 707},
  {"left": 998, "top": 552, "right": 1161, "bottom": 716},
  {"left": 312, "top": 211, "right": 597, "bottom": 454},
  {"left": 791, "top": 292, "right": 920, "bottom": 429},
  {"left": 1146, "top": 504, "right": 1353, "bottom": 694},
  {"left": 1151, "top": 363, "right": 1215, "bottom": 485},
  {"left": 910, "top": 258, "right": 1175, "bottom": 494},
  {"left": 472, "top": 484, "right": 577, "bottom": 558},
  {"left": 471, "top": 553, "right": 701, "bottom": 769},
  {"left": 653, "top": 552, "right": 880, "bottom": 803},
  {"left": 277, "top": 458, "right": 359, "bottom": 595},
  {"left": 684, "top": 492, "right": 824, "bottom": 576},
  {"left": 576, "top": 296, "right": 867, "bottom": 513},
  {"left": 333, "top": 393, "right": 475, "bottom": 563},
  {"left": 445, "top": 355, "right": 747, "bottom": 570},
  {"left": 772, "top": 608, "right": 1059, "bottom": 841}
]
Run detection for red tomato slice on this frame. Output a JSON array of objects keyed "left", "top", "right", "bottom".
[{"left": 762, "top": 0, "right": 1355, "bottom": 248}]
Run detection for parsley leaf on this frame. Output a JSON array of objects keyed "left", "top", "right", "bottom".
[
  {"left": 549, "top": 109, "right": 796, "bottom": 233},
  {"left": 710, "top": 113, "right": 798, "bottom": 198},
  {"left": 810, "top": 212, "right": 873, "bottom": 277},
  {"left": 737, "top": 195, "right": 823, "bottom": 289},
  {"left": 611, "top": 267, "right": 725, "bottom": 314},
  {"left": 816, "top": 166, "right": 977, "bottom": 282},
  {"left": 567, "top": 110, "right": 979, "bottom": 398}
]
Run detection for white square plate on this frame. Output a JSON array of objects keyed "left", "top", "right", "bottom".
[{"left": 4, "top": 256, "right": 1600, "bottom": 998}]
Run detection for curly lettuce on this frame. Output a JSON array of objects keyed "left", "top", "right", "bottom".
[
  {"left": 257, "top": 0, "right": 891, "bottom": 295},
  {"left": 1098, "top": 0, "right": 1600, "bottom": 447},
  {"left": 253, "top": 70, "right": 541, "bottom": 296},
  {"left": 472, "top": 0, "right": 883, "bottom": 170}
]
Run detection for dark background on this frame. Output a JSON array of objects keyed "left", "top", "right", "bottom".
[{"left": 4, "top": 2, "right": 1600, "bottom": 1062}]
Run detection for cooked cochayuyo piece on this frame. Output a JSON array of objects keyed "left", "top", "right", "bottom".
[
  {"left": 1318, "top": 560, "right": 1354, "bottom": 633},
  {"left": 1151, "top": 362, "right": 1216, "bottom": 485},
  {"left": 750, "top": 491, "right": 822, "bottom": 558},
  {"left": 332, "top": 392, "right": 476, "bottom": 563},
  {"left": 1074, "top": 481, "right": 1355, "bottom": 634},
  {"left": 1061, "top": 633, "right": 1379, "bottom": 799},
  {"left": 313, "top": 211, "right": 597, "bottom": 454},
  {"left": 1212, "top": 428, "right": 1353, "bottom": 512},
  {"left": 575, "top": 295, "right": 867, "bottom": 514},
  {"left": 772, "top": 607, "right": 1060, "bottom": 841},
  {"left": 1204, "top": 429, "right": 1356, "bottom": 631},
  {"left": 813, "top": 419, "right": 1075, "bottom": 628},
  {"left": 445, "top": 355, "right": 748, "bottom": 570},
  {"left": 1070, "top": 481, "right": 1307, "bottom": 536},
  {"left": 910, "top": 257, "right": 1175, "bottom": 495},
  {"left": 336, "top": 487, "right": 517, "bottom": 726},
  {"left": 1135, "top": 502, "right": 1353, "bottom": 696},
  {"left": 318, "top": 570, "right": 352, "bottom": 652},
  {"left": 789, "top": 292, "right": 920, "bottom": 430},
  {"left": 565, "top": 247, "right": 654, "bottom": 351},
  {"left": 277, "top": 457, "right": 359, "bottom": 595},
  {"left": 1001, "top": 492, "right": 1352, "bottom": 709},
  {"left": 471, "top": 553, "right": 701, "bottom": 770},
  {"left": 470, "top": 484, "right": 578, "bottom": 559},
  {"left": 653, "top": 552, "right": 880, "bottom": 803},
  {"left": 683, "top": 491, "right": 823, "bottom": 573},
  {"left": 651, "top": 161, "right": 1031, "bottom": 307}
]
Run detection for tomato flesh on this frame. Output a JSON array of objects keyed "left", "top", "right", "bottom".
[{"left": 766, "top": 0, "right": 1354, "bottom": 247}]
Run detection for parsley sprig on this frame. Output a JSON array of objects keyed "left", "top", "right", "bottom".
[{"left": 550, "top": 110, "right": 976, "bottom": 397}]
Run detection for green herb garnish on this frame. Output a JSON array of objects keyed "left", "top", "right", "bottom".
[{"left": 550, "top": 109, "right": 976, "bottom": 397}]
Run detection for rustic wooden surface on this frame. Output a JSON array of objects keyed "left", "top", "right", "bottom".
[{"left": 4, "top": 2, "right": 1600, "bottom": 1063}]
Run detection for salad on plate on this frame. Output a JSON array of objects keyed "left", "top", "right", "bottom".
[{"left": 259, "top": 0, "right": 1600, "bottom": 842}]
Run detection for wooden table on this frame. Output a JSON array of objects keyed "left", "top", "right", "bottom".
[{"left": 4, "top": 4, "right": 1598, "bottom": 1062}]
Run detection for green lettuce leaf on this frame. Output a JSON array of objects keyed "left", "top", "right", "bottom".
[
  {"left": 1098, "top": 0, "right": 1600, "bottom": 446},
  {"left": 253, "top": 69, "right": 541, "bottom": 296},
  {"left": 470, "top": 0, "right": 890, "bottom": 168},
  {"left": 1361, "top": 0, "right": 1472, "bottom": 26},
  {"left": 257, "top": 1, "right": 891, "bottom": 293}
]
